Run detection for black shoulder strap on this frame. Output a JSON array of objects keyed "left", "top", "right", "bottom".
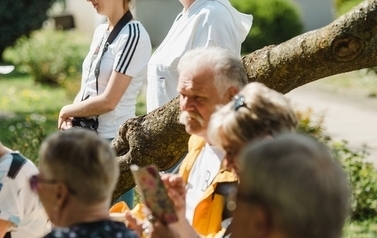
[
  {"left": 214, "top": 182, "right": 238, "bottom": 222},
  {"left": 91, "top": 10, "right": 133, "bottom": 121},
  {"left": 106, "top": 10, "right": 133, "bottom": 46},
  {"left": 94, "top": 10, "right": 133, "bottom": 84},
  {"left": 214, "top": 182, "right": 237, "bottom": 196},
  {"left": 7, "top": 153, "right": 27, "bottom": 179}
]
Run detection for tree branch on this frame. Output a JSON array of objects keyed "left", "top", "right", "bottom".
[{"left": 110, "top": 0, "right": 377, "bottom": 202}]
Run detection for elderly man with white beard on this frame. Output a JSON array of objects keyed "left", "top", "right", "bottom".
[{"left": 174, "top": 46, "right": 248, "bottom": 237}]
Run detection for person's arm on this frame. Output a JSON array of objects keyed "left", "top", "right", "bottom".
[
  {"left": 0, "top": 219, "right": 11, "bottom": 237},
  {"left": 0, "top": 142, "right": 12, "bottom": 154},
  {"left": 58, "top": 71, "right": 132, "bottom": 128}
]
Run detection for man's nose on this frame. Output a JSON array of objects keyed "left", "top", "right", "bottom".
[{"left": 181, "top": 97, "right": 194, "bottom": 111}]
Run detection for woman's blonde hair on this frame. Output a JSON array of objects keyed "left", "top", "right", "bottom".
[
  {"left": 208, "top": 82, "right": 298, "bottom": 148},
  {"left": 123, "top": 0, "right": 132, "bottom": 10}
]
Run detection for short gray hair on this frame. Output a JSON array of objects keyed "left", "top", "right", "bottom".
[
  {"left": 239, "top": 133, "right": 351, "bottom": 238},
  {"left": 208, "top": 82, "right": 298, "bottom": 148},
  {"left": 39, "top": 129, "right": 119, "bottom": 204},
  {"left": 177, "top": 46, "right": 248, "bottom": 96}
]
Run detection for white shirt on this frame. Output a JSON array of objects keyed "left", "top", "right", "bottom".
[
  {"left": 185, "top": 143, "right": 225, "bottom": 224},
  {"left": 80, "top": 20, "right": 152, "bottom": 138},
  {"left": 146, "top": 0, "right": 253, "bottom": 112},
  {"left": 0, "top": 152, "right": 50, "bottom": 238}
]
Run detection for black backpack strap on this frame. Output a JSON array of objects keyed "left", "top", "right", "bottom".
[
  {"left": 214, "top": 181, "right": 238, "bottom": 222},
  {"left": 4, "top": 232, "right": 11, "bottom": 238},
  {"left": 7, "top": 153, "right": 26, "bottom": 179}
]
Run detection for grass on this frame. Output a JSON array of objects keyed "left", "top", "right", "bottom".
[
  {"left": 0, "top": 70, "right": 72, "bottom": 162},
  {"left": 0, "top": 68, "right": 147, "bottom": 161},
  {"left": 309, "top": 69, "right": 377, "bottom": 99}
]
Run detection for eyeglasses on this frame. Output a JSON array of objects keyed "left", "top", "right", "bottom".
[
  {"left": 29, "top": 175, "right": 76, "bottom": 194},
  {"left": 29, "top": 175, "right": 57, "bottom": 193},
  {"left": 233, "top": 95, "right": 247, "bottom": 111}
]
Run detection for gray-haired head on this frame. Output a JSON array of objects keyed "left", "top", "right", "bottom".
[
  {"left": 177, "top": 46, "right": 248, "bottom": 97},
  {"left": 235, "top": 133, "right": 351, "bottom": 238},
  {"left": 39, "top": 129, "right": 119, "bottom": 204}
]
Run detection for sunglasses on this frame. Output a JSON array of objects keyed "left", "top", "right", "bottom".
[
  {"left": 29, "top": 175, "right": 57, "bottom": 193},
  {"left": 29, "top": 175, "right": 76, "bottom": 194}
]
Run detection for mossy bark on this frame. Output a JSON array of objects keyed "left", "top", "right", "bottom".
[{"left": 111, "top": 0, "right": 377, "bottom": 202}]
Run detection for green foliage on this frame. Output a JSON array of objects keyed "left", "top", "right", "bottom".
[
  {"left": 297, "top": 108, "right": 377, "bottom": 222},
  {"left": 230, "top": 0, "right": 303, "bottom": 53},
  {"left": 334, "top": 142, "right": 377, "bottom": 221},
  {"left": 0, "top": 69, "right": 72, "bottom": 159},
  {"left": 4, "top": 29, "right": 89, "bottom": 86},
  {"left": 7, "top": 119, "right": 48, "bottom": 165},
  {"left": 343, "top": 220, "right": 377, "bottom": 237},
  {"left": 0, "top": 0, "right": 57, "bottom": 62},
  {"left": 334, "top": 0, "right": 364, "bottom": 16}
]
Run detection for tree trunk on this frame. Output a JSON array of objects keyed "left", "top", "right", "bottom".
[{"left": 110, "top": 0, "right": 377, "bottom": 202}]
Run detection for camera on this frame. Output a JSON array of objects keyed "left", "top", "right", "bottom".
[{"left": 71, "top": 117, "right": 99, "bottom": 132}]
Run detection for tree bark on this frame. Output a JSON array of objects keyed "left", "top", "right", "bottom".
[
  {"left": 243, "top": 0, "right": 377, "bottom": 94},
  {"left": 110, "top": 0, "right": 377, "bottom": 202}
]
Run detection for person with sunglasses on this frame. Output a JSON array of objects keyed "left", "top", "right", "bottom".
[
  {"left": 33, "top": 129, "right": 138, "bottom": 238},
  {"left": 0, "top": 142, "right": 50, "bottom": 238}
]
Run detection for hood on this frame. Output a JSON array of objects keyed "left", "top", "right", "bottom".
[{"left": 215, "top": 0, "right": 253, "bottom": 41}]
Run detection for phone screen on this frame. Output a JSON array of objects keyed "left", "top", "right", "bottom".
[{"left": 131, "top": 164, "right": 179, "bottom": 224}]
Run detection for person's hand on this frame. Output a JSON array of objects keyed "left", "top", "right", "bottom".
[
  {"left": 161, "top": 174, "right": 186, "bottom": 219},
  {"left": 125, "top": 211, "right": 144, "bottom": 237},
  {"left": 60, "top": 118, "right": 73, "bottom": 131},
  {"left": 58, "top": 105, "right": 72, "bottom": 129},
  {"left": 151, "top": 221, "right": 179, "bottom": 238}
]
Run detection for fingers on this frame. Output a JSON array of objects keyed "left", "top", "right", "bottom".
[
  {"left": 151, "top": 221, "right": 178, "bottom": 238},
  {"left": 60, "top": 120, "right": 73, "bottom": 131},
  {"left": 125, "top": 212, "right": 143, "bottom": 237},
  {"left": 167, "top": 188, "right": 185, "bottom": 211},
  {"left": 161, "top": 174, "right": 186, "bottom": 195}
]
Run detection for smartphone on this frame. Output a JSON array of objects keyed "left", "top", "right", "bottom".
[{"left": 130, "top": 164, "right": 179, "bottom": 225}]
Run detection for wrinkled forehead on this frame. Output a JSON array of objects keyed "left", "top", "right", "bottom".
[{"left": 178, "top": 67, "right": 216, "bottom": 92}]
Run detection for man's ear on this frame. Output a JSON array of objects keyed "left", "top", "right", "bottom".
[
  {"left": 54, "top": 182, "right": 70, "bottom": 208},
  {"left": 226, "top": 86, "right": 240, "bottom": 102}
]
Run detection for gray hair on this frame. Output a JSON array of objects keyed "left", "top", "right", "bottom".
[
  {"left": 208, "top": 82, "right": 298, "bottom": 148},
  {"left": 177, "top": 46, "right": 248, "bottom": 96},
  {"left": 39, "top": 129, "right": 119, "bottom": 204},
  {"left": 239, "top": 133, "right": 351, "bottom": 238}
]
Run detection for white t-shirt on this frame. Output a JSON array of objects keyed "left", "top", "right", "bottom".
[
  {"left": 80, "top": 20, "right": 152, "bottom": 139},
  {"left": 185, "top": 143, "right": 225, "bottom": 224},
  {"left": 0, "top": 152, "right": 50, "bottom": 238},
  {"left": 146, "top": 0, "right": 253, "bottom": 112}
]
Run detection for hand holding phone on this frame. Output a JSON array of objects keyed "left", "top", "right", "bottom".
[{"left": 131, "top": 164, "right": 179, "bottom": 225}]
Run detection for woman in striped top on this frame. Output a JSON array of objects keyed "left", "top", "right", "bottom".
[{"left": 58, "top": 0, "right": 151, "bottom": 140}]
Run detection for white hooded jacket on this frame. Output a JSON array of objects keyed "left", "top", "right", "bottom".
[{"left": 146, "top": 0, "right": 253, "bottom": 112}]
